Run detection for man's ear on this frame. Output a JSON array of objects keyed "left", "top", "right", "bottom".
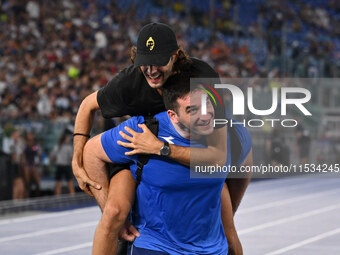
[{"left": 167, "top": 109, "right": 178, "bottom": 123}]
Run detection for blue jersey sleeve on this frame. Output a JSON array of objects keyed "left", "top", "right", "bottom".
[
  {"left": 233, "top": 125, "right": 252, "bottom": 166},
  {"left": 101, "top": 116, "right": 144, "bottom": 164}
]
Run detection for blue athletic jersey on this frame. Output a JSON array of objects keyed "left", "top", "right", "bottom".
[{"left": 101, "top": 112, "right": 251, "bottom": 254}]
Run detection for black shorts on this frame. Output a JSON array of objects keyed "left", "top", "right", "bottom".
[
  {"left": 55, "top": 165, "right": 73, "bottom": 181},
  {"left": 106, "top": 163, "right": 130, "bottom": 180},
  {"left": 12, "top": 163, "right": 20, "bottom": 179}
]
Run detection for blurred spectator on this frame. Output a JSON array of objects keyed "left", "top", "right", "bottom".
[
  {"left": 26, "top": 0, "right": 40, "bottom": 20},
  {"left": 266, "top": 128, "right": 290, "bottom": 166},
  {"left": 2, "top": 125, "right": 25, "bottom": 199},
  {"left": 296, "top": 125, "right": 311, "bottom": 165},
  {"left": 50, "top": 132, "right": 74, "bottom": 195},
  {"left": 37, "top": 88, "right": 52, "bottom": 117},
  {"left": 22, "top": 132, "right": 41, "bottom": 197},
  {"left": 0, "top": 0, "right": 338, "bottom": 125},
  {"left": 9, "top": 129, "right": 26, "bottom": 199}
]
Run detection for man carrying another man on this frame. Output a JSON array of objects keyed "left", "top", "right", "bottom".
[
  {"left": 72, "top": 23, "right": 252, "bottom": 254},
  {"left": 83, "top": 74, "right": 252, "bottom": 254}
]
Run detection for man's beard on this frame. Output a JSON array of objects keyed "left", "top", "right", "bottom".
[{"left": 177, "top": 122, "right": 190, "bottom": 133}]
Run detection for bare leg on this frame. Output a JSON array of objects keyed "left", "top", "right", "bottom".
[
  {"left": 31, "top": 167, "right": 40, "bottom": 196},
  {"left": 55, "top": 180, "right": 62, "bottom": 195},
  {"left": 221, "top": 183, "right": 243, "bottom": 255},
  {"left": 13, "top": 177, "right": 25, "bottom": 199},
  {"left": 67, "top": 179, "right": 75, "bottom": 194},
  {"left": 23, "top": 166, "right": 30, "bottom": 197},
  {"left": 83, "top": 135, "right": 136, "bottom": 255},
  {"left": 92, "top": 170, "right": 135, "bottom": 255},
  {"left": 17, "top": 178, "right": 25, "bottom": 199},
  {"left": 83, "top": 135, "right": 110, "bottom": 211}
]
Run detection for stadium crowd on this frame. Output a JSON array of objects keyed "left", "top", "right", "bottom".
[
  {"left": 0, "top": 0, "right": 339, "bottom": 196},
  {"left": 1, "top": 0, "right": 339, "bottom": 122}
]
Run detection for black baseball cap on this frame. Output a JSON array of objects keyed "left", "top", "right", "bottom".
[{"left": 134, "top": 23, "right": 179, "bottom": 67}]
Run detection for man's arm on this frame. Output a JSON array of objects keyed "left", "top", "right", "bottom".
[
  {"left": 169, "top": 126, "right": 227, "bottom": 166},
  {"left": 72, "top": 91, "right": 102, "bottom": 195},
  {"left": 118, "top": 124, "right": 227, "bottom": 166},
  {"left": 226, "top": 148, "right": 253, "bottom": 215},
  {"left": 221, "top": 183, "right": 243, "bottom": 255}
]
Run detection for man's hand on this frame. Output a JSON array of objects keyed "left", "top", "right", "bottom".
[
  {"left": 119, "top": 219, "right": 140, "bottom": 242},
  {"left": 117, "top": 124, "right": 163, "bottom": 156},
  {"left": 72, "top": 159, "right": 101, "bottom": 196}
]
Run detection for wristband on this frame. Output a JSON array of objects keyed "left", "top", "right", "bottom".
[{"left": 73, "top": 133, "right": 90, "bottom": 138}]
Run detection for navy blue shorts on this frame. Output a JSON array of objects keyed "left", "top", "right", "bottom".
[{"left": 128, "top": 244, "right": 168, "bottom": 255}]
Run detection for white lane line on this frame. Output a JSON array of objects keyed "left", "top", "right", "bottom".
[
  {"left": 34, "top": 242, "right": 93, "bottom": 255},
  {"left": 237, "top": 188, "right": 340, "bottom": 215},
  {"left": 0, "top": 221, "right": 97, "bottom": 243},
  {"left": 264, "top": 227, "right": 340, "bottom": 255},
  {"left": 247, "top": 176, "right": 338, "bottom": 191},
  {"left": 0, "top": 206, "right": 99, "bottom": 225},
  {"left": 238, "top": 203, "right": 340, "bottom": 236},
  {"left": 245, "top": 178, "right": 340, "bottom": 197}
]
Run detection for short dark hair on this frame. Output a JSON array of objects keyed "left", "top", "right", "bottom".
[{"left": 162, "top": 72, "right": 199, "bottom": 113}]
